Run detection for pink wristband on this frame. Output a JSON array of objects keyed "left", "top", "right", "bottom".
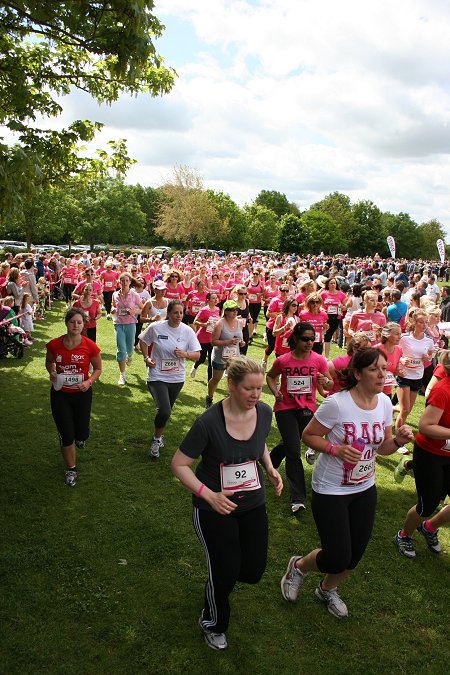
[
  {"left": 196, "top": 483, "right": 205, "bottom": 497},
  {"left": 88, "top": 378, "right": 93, "bottom": 386}
]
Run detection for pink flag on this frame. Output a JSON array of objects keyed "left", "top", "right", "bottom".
[{"left": 386, "top": 236, "right": 396, "bottom": 259}]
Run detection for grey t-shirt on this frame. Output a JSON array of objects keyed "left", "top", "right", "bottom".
[{"left": 180, "top": 400, "right": 272, "bottom": 512}]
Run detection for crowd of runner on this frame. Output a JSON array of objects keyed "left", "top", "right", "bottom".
[{"left": 1, "top": 246, "right": 449, "bottom": 650}]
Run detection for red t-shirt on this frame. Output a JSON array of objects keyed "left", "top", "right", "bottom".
[
  {"left": 73, "top": 299, "right": 100, "bottom": 329},
  {"left": 46, "top": 335, "right": 100, "bottom": 393},
  {"left": 416, "top": 377, "right": 450, "bottom": 456}
]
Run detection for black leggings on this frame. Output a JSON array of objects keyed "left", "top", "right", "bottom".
[
  {"left": 63, "top": 284, "right": 75, "bottom": 303},
  {"left": 272, "top": 408, "right": 313, "bottom": 503},
  {"left": 264, "top": 328, "right": 276, "bottom": 358},
  {"left": 103, "top": 290, "right": 113, "bottom": 314},
  {"left": 194, "top": 343, "right": 213, "bottom": 380},
  {"left": 193, "top": 505, "right": 268, "bottom": 633},
  {"left": 413, "top": 442, "right": 450, "bottom": 517},
  {"left": 85, "top": 327, "right": 96, "bottom": 343},
  {"left": 248, "top": 302, "right": 261, "bottom": 324},
  {"left": 312, "top": 485, "right": 377, "bottom": 574},
  {"left": 50, "top": 387, "right": 93, "bottom": 447},
  {"left": 324, "top": 316, "right": 341, "bottom": 343},
  {"left": 147, "top": 380, "right": 184, "bottom": 428}
]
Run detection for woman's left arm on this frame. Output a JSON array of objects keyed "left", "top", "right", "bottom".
[
  {"left": 376, "top": 424, "right": 414, "bottom": 455},
  {"left": 260, "top": 445, "right": 283, "bottom": 496},
  {"left": 78, "top": 353, "right": 102, "bottom": 391}
]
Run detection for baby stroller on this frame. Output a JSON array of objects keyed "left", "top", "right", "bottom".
[{"left": 0, "top": 309, "right": 25, "bottom": 359}]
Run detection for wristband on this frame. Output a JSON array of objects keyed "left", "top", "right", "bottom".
[
  {"left": 393, "top": 438, "right": 402, "bottom": 448},
  {"left": 88, "top": 378, "right": 93, "bottom": 386},
  {"left": 196, "top": 483, "right": 205, "bottom": 497}
]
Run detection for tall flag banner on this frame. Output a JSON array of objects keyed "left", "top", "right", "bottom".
[
  {"left": 436, "top": 238, "right": 446, "bottom": 263},
  {"left": 387, "top": 236, "right": 396, "bottom": 258}
]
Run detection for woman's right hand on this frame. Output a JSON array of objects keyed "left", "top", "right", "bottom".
[
  {"left": 205, "top": 491, "right": 237, "bottom": 515},
  {"left": 334, "top": 444, "right": 362, "bottom": 463}
]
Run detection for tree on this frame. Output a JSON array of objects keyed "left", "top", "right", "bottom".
[
  {"left": 133, "top": 185, "right": 162, "bottom": 245},
  {"left": 278, "top": 213, "right": 310, "bottom": 253},
  {"left": 418, "top": 219, "right": 447, "bottom": 259},
  {"left": 156, "top": 166, "right": 222, "bottom": 249},
  {"left": 243, "top": 204, "right": 279, "bottom": 250},
  {"left": 0, "top": 1, "right": 175, "bottom": 218},
  {"left": 301, "top": 210, "right": 342, "bottom": 254},
  {"left": 206, "top": 190, "right": 248, "bottom": 250},
  {"left": 380, "top": 211, "right": 421, "bottom": 259},
  {"left": 254, "top": 190, "right": 300, "bottom": 219},
  {"left": 348, "top": 200, "right": 385, "bottom": 256},
  {"left": 309, "top": 192, "right": 354, "bottom": 247}
]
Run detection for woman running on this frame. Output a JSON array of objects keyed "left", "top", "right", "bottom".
[
  {"left": 46, "top": 307, "right": 102, "bottom": 486},
  {"left": 171, "top": 356, "right": 283, "bottom": 651},
  {"left": 281, "top": 348, "right": 413, "bottom": 618},
  {"left": 320, "top": 278, "right": 347, "bottom": 359},
  {"left": 111, "top": 273, "right": 144, "bottom": 385},
  {"left": 299, "top": 292, "right": 329, "bottom": 355},
  {"left": 191, "top": 291, "right": 220, "bottom": 381},
  {"left": 73, "top": 284, "right": 102, "bottom": 343},
  {"left": 272, "top": 298, "right": 300, "bottom": 357}
]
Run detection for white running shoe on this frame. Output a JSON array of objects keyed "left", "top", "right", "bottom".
[
  {"left": 65, "top": 470, "right": 78, "bottom": 487},
  {"left": 291, "top": 502, "right": 306, "bottom": 513},
  {"left": 305, "top": 449, "right": 316, "bottom": 465},
  {"left": 198, "top": 611, "right": 227, "bottom": 650},
  {"left": 190, "top": 364, "right": 196, "bottom": 378},
  {"left": 281, "top": 556, "right": 305, "bottom": 602},
  {"left": 118, "top": 372, "right": 126, "bottom": 385},
  {"left": 315, "top": 584, "right": 348, "bottom": 618},
  {"left": 149, "top": 437, "right": 163, "bottom": 459}
]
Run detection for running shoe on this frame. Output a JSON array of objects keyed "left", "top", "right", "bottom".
[
  {"left": 190, "top": 365, "right": 196, "bottom": 378},
  {"left": 281, "top": 556, "right": 305, "bottom": 602},
  {"left": 118, "top": 373, "right": 126, "bottom": 385},
  {"left": 315, "top": 584, "right": 348, "bottom": 618},
  {"left": 65, "top": 470, "right": 78, "bottom": 487},
  {"left": 198, "top": 611, "right": 227, "bottom": 651},
  {"left": 393, "top": 530, "right": 416, "bottom": 559},
  {"left": 149, "top": 437, "right": 163, "bottom": 459},
  {"left": 205, "top": 395, "right": 213, "bottom": 409},
  {"left": 417, "top": 522, "right": 441, "bottom": 553},
  {"left": 305, "top": 449, "right": 316, "bottom": 465},
  {"left": 291, "top": 502, "right": 306, "bottom": 513},
  {"left": 394, "top": 456, "right": 412, "bottom": 484},
  {"left": 261, "top": 359, "right": 267, "bottom": 372},
  {"left": 396, "top": 445, "right": 409, "bottom": 455},
  {"left": 106, "top": 314, "right": 111, "bottom": 320},
  {"left": 75, "top": 440, "right": 86, "bottom": 450},
  {"left": 126, "top": 355, "right": 132, "bottom": 366}
]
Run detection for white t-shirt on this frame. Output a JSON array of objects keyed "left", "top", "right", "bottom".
[
  {"left": 399, "top": 333, "right": 434, "bottom": 379},
  {"left": 312, "top": 390, "right": 393, "bottom": 495},
  {"left": 139, "top": 320, "right": 201, "bottom": 383}
]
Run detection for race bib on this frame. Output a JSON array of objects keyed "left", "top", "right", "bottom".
[
  {"left": 286, "top": 375, "right": 311, "bottom": 394},
  {"left": 105, "top": 281, "right": 113, "bottom": 288},
  {"left": 161, "top": 358, "right": 180, "bottom": 372},
  {"left": 62, "top": 373, "right": 83, "bottom": 387},
  {"left": 63, "top": 278, "right": 73, "bottom": 285},
  {"left": 248, "top": 294, "right": 257, "bottom": 302},
  {"left": 343, "top": 455, "right": 376, "bottom": 485},
  {"left": 328, "top": 304, "right": 338, "bottom": 314},
  {"left": 365, "top": 330, "right": 375, "bottom": 342},
  {"left": 119, "top": 308, "right": 129, "bottom": 316},
  {"left": 315, "top": 331, "right": 321, "bottom": 343},
  {"left": 282, "top": 336, "right": 290, "bottom": 348},
  {"left": 206, "top": 316, "right": 219, "bottom": 333},
  {"left": 408, "top": 358, "right": 421, "bottom": 368},
  {"left": 220, "top": 460, "right": 261, "bottom": 491},
  {"left": 191, "top": 303, "right": 202, "bottom": 314},
  {"left": 384, "top": 371, "right": 396, "bottom": 386},
  {"left": 223, "top": 344, "right": 239, "bottom": 359}
]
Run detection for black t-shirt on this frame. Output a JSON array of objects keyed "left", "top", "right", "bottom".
[{"left": 180, "top": 400, "right": 272, "bottom": 512}]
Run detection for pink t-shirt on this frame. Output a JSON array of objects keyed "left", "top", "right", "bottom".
[
  {"left": 328, "top": 354, "right": 351, "bottom": 396},
  {"left": 264, "top": 286, "right": 279, "bottom": 306},
  {"left": 195, "top": 306, "right": 220, "bottom": 344},
  {"left": 165, "top": 283, "right": 185, "bottom": 301},
  {"left": 100, "top": 270, "right": 118, "bottom": 290},
  {"left": 272, "top": 350, "right": 328, "bottom": 413},
  {"left": 60, "top": 266, "right": 78, "bottom": 285},
  {"left": 274, "top": 316, "right": 300, "bottom": 355},
  {"left": 320, "top": 290, "right": 346, "bottom": 318},
  {"left": 299, "top": 310, "right": 328, "bottom": 343},
  {"left": 266, "top": 297, "right": 284, "bottom": 329},
  {"left": 350, "top": 312, "right": 386, "bottom": 345},
  {"left": 375, "top": 343, "right": 402, "bottom": 395},
  {"left": 73, "top": 280, "right": 102, "bottom": 297},
  {"left": 73, "top": 299, "right": 100, "bottom": 329},
  {"left": 112, "top": 289, "right": 141, "bottom": 325},
  {"left": 187, "top": 291, "right": 208, "bottom": 316}
]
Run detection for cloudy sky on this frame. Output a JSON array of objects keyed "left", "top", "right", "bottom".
[{"left": 23, "top": 1, "right": 450, "bottom": 235}]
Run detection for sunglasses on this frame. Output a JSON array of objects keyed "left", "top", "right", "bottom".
[
  {"left": 290, "top": 303, "right": 298, "bottom": 307},
  {"left": 298, "top": 336, "right": 315, "bottom": 342},
  {"left": 309, "top": 300, "right": 320, "bottom": 304},
  {"left": 280, "top": 289, "right": 289, "bottom": 293},
  {"left": 238, "top": 292, "right": 247, "bottom": 295}
]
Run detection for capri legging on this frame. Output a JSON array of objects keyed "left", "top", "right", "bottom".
[
  {"left": 413, "top": 442, "right": 450, "bottom": 517},
  {"left": 193, "top": 505, "right": 268, "bottom": 634},
  {"left": 114, "top": 323, "right": 136, "bottom": 362},
  {"left": 63, "top": 283, "right": 75, "bottom": 304},
  {"left": 248, "top": 302, "right": 261, "bottom": 324},
  {"left": 50, "top": 387, "right": 92, "bottom": 447},
  {"left": 194, "top": 342, "right": 213, "bottom": 380},
  {"left": 264, "top": 328, "right": 276, "bottom": 358},
  {"left": 103, "top": 290, "right": 113, "bottom": 314},
  {"left": 312, "top": 485, "right": 377, "bottom": 574},
  {"left": 147, "top": 380, "right": 184, "bottom": 428},
  {"left": 324, "top": 316, "right": 341, "bottom": 343}
]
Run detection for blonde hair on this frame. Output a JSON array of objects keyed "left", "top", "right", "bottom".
[
  {"left": 406, "top": 308, "right": 428, "bottom": 332},
  {"left": 438, "top": 350, "right": 450, "bottom": 376},
  {"left": 227, "top": 356, "right": 264, "bottom": 383}
]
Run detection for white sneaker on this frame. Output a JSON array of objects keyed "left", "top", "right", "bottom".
[
  {"left": 149, "top": 436, "right": 163, "bottom": 459},
  {"left": 261, "top": 359, "right": 267, "bottom": 372},
  {"left": 396, "top": 446, "right": 409, "bottom": 455},
  {"left": 126, "top": 355, "right": 132, "bottom": 366},
  {"left": 190, "top": 364, "right": 196, "bottom": 378},
  {"left": 315, "top": 584, "right": 348, "bottom": 618},
  {"left": 106, "top": 314, "right": 111, "bottom": 320},
  {"left": 291, "top": 502, "right": 306, "bottom": 513},
  {"left": 198, "top": 611, "right": 227, "bottom": 651},
  {"left": 305, "top": 449, "right": 316, "bottom": 465},
  {"left": 281, "top": 556, "right": 305, "bottom": 602},
  {"left": 118, "top": 373, "right": 126, "bottom": 385}
]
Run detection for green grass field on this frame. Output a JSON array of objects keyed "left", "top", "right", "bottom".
[{"left": 1, "top": 304, "right": 449, "bottom": 675}]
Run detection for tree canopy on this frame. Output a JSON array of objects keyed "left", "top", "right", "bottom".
[{"left": 0, "top": 1, "right": 175, "bottom": 218}]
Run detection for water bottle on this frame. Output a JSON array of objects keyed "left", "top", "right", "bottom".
[{"left": 343, "top": 437, "right": 365, "bottom": 469}]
